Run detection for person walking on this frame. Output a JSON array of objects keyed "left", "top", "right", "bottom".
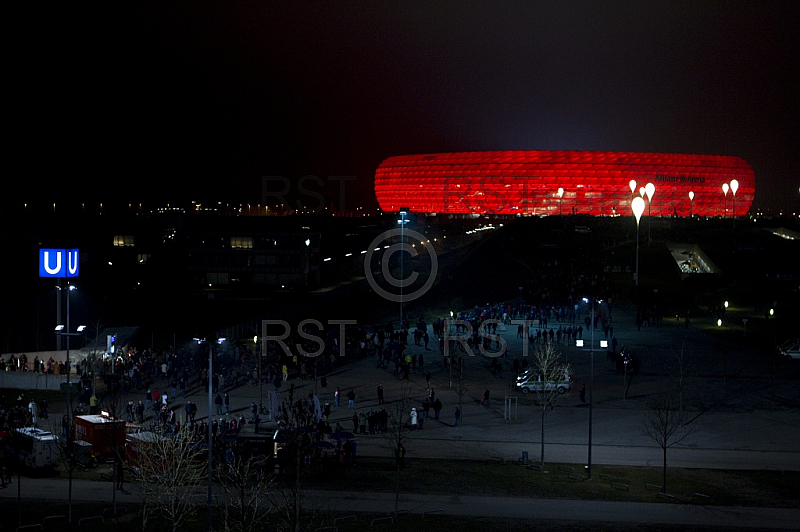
[
  {"left": 377, "top": 383, "right": 384, "bottom": 404},
  {"left": 410, "top": 407, "right": 418, "bottom": 429},
  {"left": 433, "top": 398, "right": 442, "bottom": 420},
  {"left": 224, "top": 392, "right": 231, "bottom": 415},
  {"left": 481, "top": 389, "right": 490, "bottom": 406},
  {"left": 215, "top": 392, "right": 224, "bottom": 415},
  {"left": 454, "top": 406, "right": 461, "bottom": 427},
  {"left": 347, "top": 389, "right": 356, "bottom": 409},
  {"left": 334, "top": 387, "right": 341, "bottom": 407}
]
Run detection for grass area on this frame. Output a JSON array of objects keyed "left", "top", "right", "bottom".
[
  {"left": 1, "top": 457, "right": 796, "bottom": 531},
  {"left": 308, "top": 457, "right": 799, "bottom": 508},
  {"left": 49, "top": 456, "right": 799, "bottom": 509}
]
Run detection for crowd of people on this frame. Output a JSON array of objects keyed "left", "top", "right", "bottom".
[{"left": 0, "top": 354, "right": 66, "bottom": 374}]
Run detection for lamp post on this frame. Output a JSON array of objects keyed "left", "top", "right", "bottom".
[
  {"left": 688, "top": 191, "right": 694, "bottom": 218},
  {"left": 54, "top": 285, "right": 84, "bottom": 427},
  {"left": 629, "top": 180, "right": 637, "bottom": 196},
  {"left": 197, "top": 336, "right": 225, "bottom": 532},
  {"left": 254, "top": 335, "right": 262, "bottom": 414},
  {"left": 645, "top": 183, "right": 655, "bottom": 245},
  {"left": 631, "top": 197, "right": 645, "bottom": 286},
  {"left": 722, "top": 183, "right": 729, "bottom": 218},
  {"left": 584, "top": 298, "right": 597, "bottom": 479},
  {"left": 398, "top": 209, "right": 408, "bottom": 328},
  {"left": 730, "top": 179, "right": 739, "bottom": 227},
  {"left": 54, "top": 286, "right": 85, "bottom": 527}
]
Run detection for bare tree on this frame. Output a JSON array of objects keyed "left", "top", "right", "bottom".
[
  {"left": 524, "top": 343, "right": 573, "bottom": 468},
  {"left": 641, "top": 393, "right": 700, "bottom": 493},
  {"left": 218, "top": 451, "right": 274, "bottom": 532},
  {"left": 381, "top": 380, "right": 415, "bottom": 519},
  {"left": 131, "top": 425, "right": 206, "bottom": 532}
]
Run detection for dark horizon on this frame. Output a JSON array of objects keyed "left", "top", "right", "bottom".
[{"left": 6, "top": 2, "right": 799, "bottom": 214}]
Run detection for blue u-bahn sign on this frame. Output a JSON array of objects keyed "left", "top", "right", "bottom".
[{"left": 39, "top": 248, "right": 80, "bottom": 278}]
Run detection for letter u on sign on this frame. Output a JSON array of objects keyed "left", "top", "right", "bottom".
[{"left": 39, "top": 248, "right": 80, "bottom": 277}]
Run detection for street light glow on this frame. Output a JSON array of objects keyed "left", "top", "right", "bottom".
[
  {"left": 631, "top": 197, "right": 645, "bottom": 223},
  {"left": 645, "top": 182, "right": 655, "bottom": 201}
]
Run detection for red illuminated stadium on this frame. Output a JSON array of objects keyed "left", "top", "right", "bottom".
[{"left": 374, "top": 151, "right": 754, "bottom": 217}]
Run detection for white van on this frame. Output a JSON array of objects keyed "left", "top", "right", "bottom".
[{"left": 8, "top": 427, "right": 60, "bottom": 470}]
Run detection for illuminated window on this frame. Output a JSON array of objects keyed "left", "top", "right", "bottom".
[
  {"left": 231, "top": 236, "right": 253, "bottom": 249},
  {"left": 113, "top": 235, "right": 135, "bottom": 247},
  {"left": 207, "top": 273, "right": 229, "bottom": 285}
]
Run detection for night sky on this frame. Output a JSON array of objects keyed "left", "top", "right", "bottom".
[{"left": 10, "top": 1, "right": 799, "bottom": 213}]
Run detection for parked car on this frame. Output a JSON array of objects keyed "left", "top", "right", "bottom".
[{"left": 777, "top": 339, "right": 800, "bottom": 360}]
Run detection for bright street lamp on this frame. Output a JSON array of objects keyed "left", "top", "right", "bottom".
[
  {"left": 556, "top": 187, "right": 564, "bottom": 217},
  {"left": 730, "top": 179, "right": 739, "bottom": 227},
  {"left": 629, "top": 180, "right": 637, "bottom": 195},
  {"left": 631, "top": 197, "right": 645, "bottom": 286},
  {"left": 645, "top": 182, "right": 655, "bottom": 244},
  {"left": 722, "top": 183, "right": 729, "bottom": 218},
  {"left": 688, "top": 191, "right": 694, "bottom": 218}
]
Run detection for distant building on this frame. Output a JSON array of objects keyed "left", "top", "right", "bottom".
[
  {"left": 99, "top": 213, "right": 323, "bottom": 297},
  {"left": 375, "top": 150, "right": 755, "bottom": 217}
]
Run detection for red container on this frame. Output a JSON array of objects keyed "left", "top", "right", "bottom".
[{"left": 74, "top": 414, "right": 126, "bottom": 460}]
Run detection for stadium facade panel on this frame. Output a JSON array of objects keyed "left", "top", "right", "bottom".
[{"left": 374, "top": 151, "right": 754, "bottom": 216}]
